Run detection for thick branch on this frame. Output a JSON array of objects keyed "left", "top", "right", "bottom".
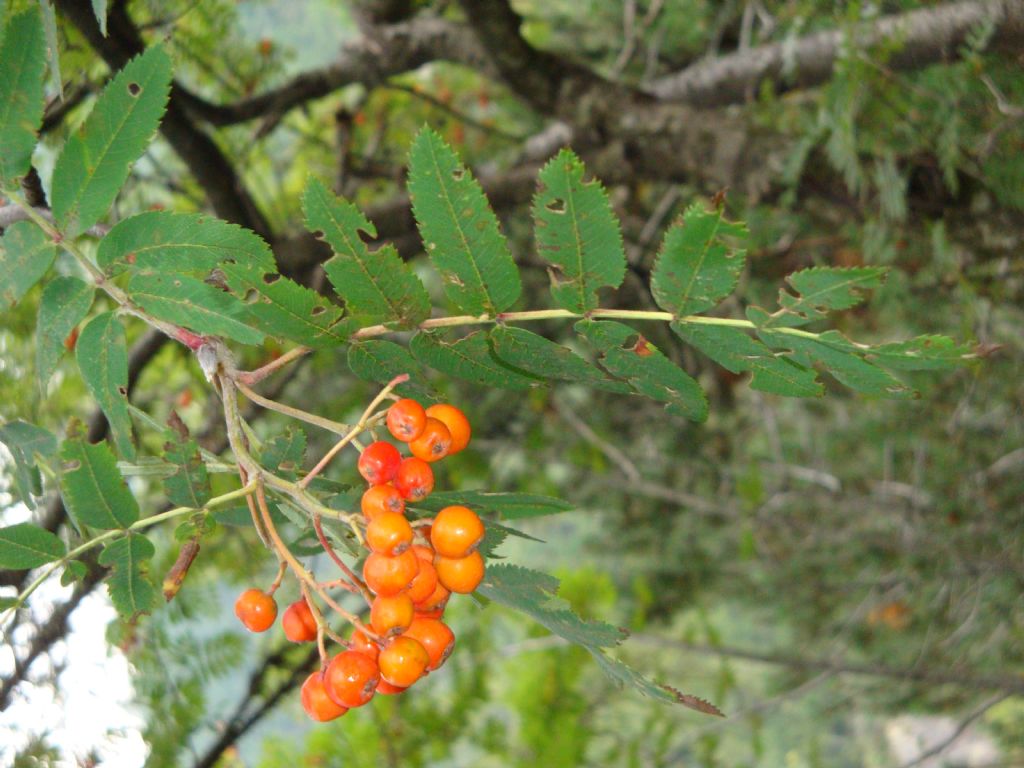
[{"left": 651, "top": 0, "right": 1024, "bottom": 107}]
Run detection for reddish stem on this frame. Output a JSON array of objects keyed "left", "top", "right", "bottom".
[{"left": 313, "top": 514, "right": 371, "bottom": 604}]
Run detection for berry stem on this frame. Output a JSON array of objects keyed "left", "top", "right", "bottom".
[
  {"left": 235, "top": 380, "right": 354, "bottom": 436},
  {"left": 236, "top": 346, "right": 312, "bottom": 386},
  {"left": 313, "top": 513, "right": 372, "bottom": 603}
]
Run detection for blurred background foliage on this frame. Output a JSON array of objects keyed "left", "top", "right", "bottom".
[{"left": 2, "top": 0, "right": 1022, "bottom": 766}]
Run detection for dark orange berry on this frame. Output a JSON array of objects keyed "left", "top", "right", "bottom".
[
  {"left": 386, "top": 398, "right": 426, "bottom": 442},
  {"left": 393, "top": 457, "right": 434, "bottom": 501},
  {"left": 376, "top": 678, "right": 407, "bottom": 695},
  {"left": 425, "top": 404, "right": 470, "bottom": 454},
  {"left": 281, "top": 599, "right": 317, "bottom": 643},
  {"left": 324, "top": 650, "right": 379, "bottom": 708},
  {"left": 430, "top": 505, "right": 485, "bottom": 558},
  {"left": 361, "top": 484, "right": 405, "bottom": 519},
  {"left": 403, "top": 617, "right": 455, "bottom": 671},
  {"left": 234, "top": 588, "right": 277, "bottom": 632},
  {"left": 408, "top": 418, "right": 452, "bottom": 463},
  {"left": 363, "top": 549, "right": 419, "bottom": 596},
  {"left": 301, "top": 672, "right": 348, "bottom": 722},
  {"left": 405, "top": 558, "right": 439, "bottom": 604},
  {"left": 350, "top": 629, "right": 380, "bottom": 662},
  {"left": 413, "top": 580, "right": 450, "bottom": 613}
]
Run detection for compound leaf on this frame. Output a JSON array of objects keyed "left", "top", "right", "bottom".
[
  {"left": 0, "top": 8, "right": 47, "bottom": 187},
  {"left": 489, "top": 325, "right": 631, "bottom": 393},
  {"left": 0, "top": 523, "right": 65, "bottom": 570},
  {"left": 302, "top": 177, "right": 430, "bottom": 327},
  {"left": 757, "top": 266, "right": 888, "bottom": 328},
  {"left": 98, "top": 534, "right": 157, "bottom": 619},
  {"left": 533, "top": 149, "right": 626, "bottom": 313},
  {"left": 576, "top": 320, "right": 707, "bottom": 421},
  {"left": 259, "top": 427, "right": 306, "bottom": 481},
  {"left": 51, "top": 44, "right": 172, "bottom": 236},
  {"left": 76, "top": 312, "right": 135, "bottom": 459},
  {"left": 413, "top": 491, "right": 573, "bottom": 520},
  {"left": 36, "top": 276, "right": 95, "bottom": 391},
  {"left": 410, "top": 331, "right": 539, "bottom": 391},
  {"left": 161, "top": 414, "right": 210, "bottom": 509},
  {"left": 408, "top": 127, "right": 520, "bottom": 315},
  {"left": 347, "top": 340, "right": 435, "bottom": 400},
  {"left": 1, "top": 220, "right": 56, "bottom": 308},
  {"left": 867, "top": 335, "right": 972, "bottom": 371},
  {"left": 60, "top": 437, "right": 140, "bottom": 530},
  {"left": 651, "top": 203, "right": 747, "bottom": 316}
]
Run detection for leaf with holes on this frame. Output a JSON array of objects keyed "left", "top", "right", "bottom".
[
  {"left": 408, "top": 127, "right": 520, "bottom": 315},
  {"left": 758, "top": 328, "right": 913, "bottom": 397},
  {"left": 0, "top": 524, "right": 65, "bottom": 570},
  {"left": 651, "top": 203, "right": 747, "bottom": 316},
  {"left": 259, "top": 428, "right": 306, "bottom": 481},
  {"left": 162, "top": 414, "right": 210, "bottom": 509},
  {"left": 489, "top": 325, "right": 631, "bottom": 393},
  {"left": 410, "top": 331, "right": 540, "bottom": 391},
  {"left": 51, "top": 44, "right": 172, "bottom": 236},
  {"left": 302, "top": 177, "right": 430, "bottom": 327},
  {"left": 673, "top": 323, "right": 823, "bottom": 397},
  {"left": 98, "top": 534, "right": 157, "bottom": 619},
  {"left": 1, "top": 221, "right": 56, "bottom": 308},
  {"left": 0, "top": 420, "right": 57, "bottom": 509},
  {"left": 347, "top": 340, "right": 435, "bottom": 400},
  {"left": 533, "top": 149, "right": 626, "bottom": 313},
  {"left": 97, "top": 211, "right": 275, "bottom": 276},
  {"left": 76, "top": 312, "right": 135, "bottom": 459},
  {"left": 753, "top": 266, "right": 888, "bottom": 328},
  {"left": 127, "top": 271, "right": 264, "bottom": 345},
  {"left": 220, "top": 261, "right": 353, "bottom": 348},
  {"left": 413, "top": 490, "right": 573, "bottom": 520},
  {"left": 576, "top": 320, "right": 707, "bottom": 421},
  {"left": 0, "top": 9, "right": 47, "bottom": 187},
  {"left": 867, "top": 335, "right": 972, "bottom": 371},
  {"left": 60, "top": 437, "right": 140, "bottom": 530},
  {"left": 37, "top": 276, "right": 95, "bottom": 391}
]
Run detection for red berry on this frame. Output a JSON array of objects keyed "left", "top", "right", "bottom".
[
  {"left": 281, "top": 599, "right": 317, "bottom": 643},
  {"left": 387, "top": 399, "right": 427, "bottom": 442},
  {"left": 357, "top": 441, "right": 402, "bottom": 485},
  {"left": 234, "top": 588, "right": 277, "bottom": 632},
  {"left": 301, "top": 672, "right": 348, "bottom": 722},
  {"left": 324, "top": 650, "right": 379, "bottom": 708},
  {"left": 393, "top": 457, "right": 434, "bottom": 501}
]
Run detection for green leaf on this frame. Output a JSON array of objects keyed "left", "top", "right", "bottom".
[
  {"left": 672, "top": 323, "right": 823, "bottom": 397},
  {"left": 0, "top": 523, "right": 65, "bottom": 570},
  {"left": 98, "top": 534, "right": 157, "bottom": 619},
  {"left": 60, "top": 437, "right": 140, "bottom": 530},
  {"left": 410, "top": 331, "right": 540, "bottom": 391},
  {"left": 161, "top": 415, "right": 210, "bottom": 509},
  {"left": 97, "top": 211, "right": 275, "bottom": 276},
  {"left": 259, "top": 428, "right": 306, "bottom": 481},
  {"left": 1, "top": 220, "right": 56, "bottom": 308},
  {"left": 76, "top": 312, "right": 135, "bottom": 459},
  {"left": 91, "top": 0, "right": 108, "bottom": 36},
  {"left": 755, "top": 266, "right": 888, "bottom": 328},
  {"left": 60, "top": 560, "right": 88, "bottom": 586},
  {"left": 576, "top": 320, "right": 707, "bottom": 421},
  {"left": 51, "top": 44, "right": 172, "bottom": 236},
  {"left": 220, "top": 261, "right": 352, "bottom": 348},
  {"left": 533, "top": 149, "right": 626, "bottom": 313},
  {"left": 408, "top": 127, "right": 521, "bottom": 315},
  {"left": 127, "top": 271, "right": 265, "bottom": 345},
  {"left": 0, "top": 420, "right": 57, "bottom": 509},
  {"left": 866, "top": 335, "right": 972, "bottom": 371},
  {"left": 347, "top": 340, "right": 435, "bottom": 400},
  {"left": 651, "top": 203, "right": 747, "bottom": 316},
  {"left": 302, "top": 177, "right": 430, "bottom": 327},
  {"left": 413, "top": 490, "right": 573, "bottom": 520},
  {"left": 38, "top": 1, "right": 61, "bottom": 99},
  {"left": 590, "top": 652, "right": 725, "bottom": 715},
  {"left": 0, "top": 9, "right": 47, "bottom": 187},
  {"left": 489, "top": 325, "right": 631, "bottom": 393},
  {"left": 758, "top": 329, "right": 912, "bottom": 398},
  {"left": 36, "top": 276, "right": 96, "bottom": 391}
]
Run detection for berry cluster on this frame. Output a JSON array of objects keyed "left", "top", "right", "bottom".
[{"left": 233, "top": 398, "right": 487, "bottom": 723}]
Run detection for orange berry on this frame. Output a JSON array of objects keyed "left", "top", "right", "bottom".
[
  {"left": 324, "top": 650, "right": 379, "bottom": 708},
  {"left": 63, "top": 326, "right": 79, "bottom": 352},
  {"left": 393, "top": 457, "right": 434, "bottom": 501},
  {"left": 357, "top": 441, "right": 402, "bottom": 485},
  {"left": 366, "top": 512, "right": 414, "bottom": 555},
  {"left": 405, "top": 558, "right": 439, "bottom": 604},
  {"left": 301, "top": 672, "right": 348, "bottom": 722},
  {"left": 363, "top": 549, "right": 419, "bottom": 596},
  {"left": 376, "top": 678, "right": 407, "bottom": 695},
  {"left": 378, "top": 636, "right": 429, "bottom": 688},
  {"left": 434, "top": 550, "right": 485, "bottom": 594},
  {"left": 234, "top": 588, "right": 278, "bottom": 632},
  {"left": 370, "top": 593, "right": 415, "bottom": 637},
  {"left": 430, "top": 505, "right": 485, "bottom": 558},
  {"left": 361, "top": 484, "right": 405, "bottom": 520},
  {"left": 408, "top": 418, "right": 452, "bottom": 463},
  {"left": 350, "top": 629, "right": 380, "bottom": 662},
  {"left": 415, "top": 606, "right": 445, "bottom": 620},
  {"left": 386, "top": 398, "right": 426, "bottom": 442},
  {"left": 425, "top": 404, "right": 471, "bottom": 454},
  {"left": 403, "top": 617, "right": 455, "bottom": 671},
  {"left": 281, "top": 599, "right": 317, "bottom": 643},
  {"left": 411, "top": 543, "right": 434, "bottom": 563},
  {"left": 413, "top": 580, "right": 450, "bottom": 613}
]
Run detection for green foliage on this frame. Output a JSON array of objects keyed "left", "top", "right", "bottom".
[
  {"left": 533, "top": 149, "right": 626, "bottom": 312},
  {"left": 408, "top": 127, "right": 521, "bottom": 315},
  {"left": 413, "top": 490, "right": 573, "bottom": 520},
  {"left": 0, "top": 419, "right": 57, "bottom": 509},
  {"left": 76, "top": 312, "right": 135, "bottom": 458},
  {"left": 98, "top": 533, "right": 157, "bottom": 618},
  {"left": 489, "top": 325, "right": 631, "bottom": 393},
  {"left": 50, "top": 44, "right": 172, "bottom": 236},
  {"left": 59, "top": 436, "right": 140, "bottom": 530},
  {"left": 0, "top": 220, "right": 55, "bottom": 308},
  {"left": 410, "top": 331, "right": 540, "bottom": 390},
  {"left": 302, "top": 177, "right": 430, "bottom": 328},
  {"left": 90, "top": 0, "right": 108, "bottom": 36},
  {"left": 36, "top": 276, "right": 95, "bottom": 391},
  {"left": 161, "top": 416, "right": 211, "bottom": 509},
  {"left": 0, "top": 523, "right": 65, "bottom": 569},
  {"left": 347, "top": 339, "right": 435, "bottom": 400},
  {"left": 0, "top": 8, "right": 46, "bottom": 187},
  {"left": 756, "top": 266, "right": 889, "bottom": 328}
]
